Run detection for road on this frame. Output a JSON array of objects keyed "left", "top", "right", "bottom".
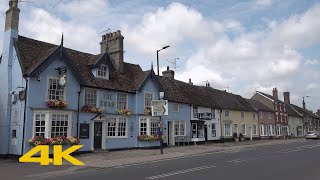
[{"left": 21, "top": 139, "right": 320, "bottom": 180}]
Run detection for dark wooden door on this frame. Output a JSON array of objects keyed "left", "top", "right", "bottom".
[
  {"left": 94, "top": 122, "right": 102, "bottom": 149},
  {"left": 204, "top": 125, "right": 208, "bottom": 142}
]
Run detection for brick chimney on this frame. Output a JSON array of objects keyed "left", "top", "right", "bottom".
[
  {"left": 162, "top": 66, "right": 174, "bottom": 80},
  {"left": 272, "top": 87, "right": 278, "bottom": 99},
  {"left": 100, "top": 30, "right": 124, "bottom": 73},
  {"left": 283, "top": 92, "right": 290, "bottom": 104},
  {"left": 5, "top": 0, "right": 20, "bottom": 32},
  {"left": 188, "top": 78, "right": 193, "bottom": 85},
  {"left": 317, "top": 109, "right": 320, "bottom": 116}
]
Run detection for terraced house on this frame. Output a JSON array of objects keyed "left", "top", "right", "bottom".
[
  {"left": 247, "top": 99, "right": 276, "bottom": 139},
  {"left": 251, "top": 88, "right": 289, "bottom": 138},
  {"left": 160, "top": 75, "right": 221, "bottom": 145},
  {"left": 214, "top": 90, "right": 259, "bottom": 141}
]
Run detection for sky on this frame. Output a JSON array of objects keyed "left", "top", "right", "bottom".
[{"left": 0, "top": 0, "right": 319, "bottom": 112}]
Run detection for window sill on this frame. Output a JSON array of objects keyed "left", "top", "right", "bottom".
[{"left": 106, "top": 136, "right": 128, "bottom": 139}]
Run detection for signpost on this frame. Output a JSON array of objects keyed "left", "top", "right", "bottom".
[
  {"left": 152, "top": 99, "right": 168, "bottom": 154},
  {"left": 151, "top": 100, "right": 168, "bottom": 116}
]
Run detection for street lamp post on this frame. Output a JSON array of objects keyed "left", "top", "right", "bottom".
[
  {"left": 156, "top": 45, "right": 169, "bottom": 155},
  {"left": 303, "top": 96, "right": 310, "bottom": 133},
  {"left": 156, "top": 45, "right": 170, "bottom": 76}
]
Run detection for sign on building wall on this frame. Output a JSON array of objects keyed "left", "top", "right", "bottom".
[
  {"left": 79, "top": 123, "right": 90, "bottom": 139},
  {"left": 198, "top": 112, "right": 212, "bottom": 120},
  {"left": 152, "top": 100, "right": 168, "bottom": 116}
]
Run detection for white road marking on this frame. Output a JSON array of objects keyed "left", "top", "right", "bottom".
[
  {"left": 226, "top": 157, "right": 257, "bottom": 163},
  {"left": 281, "top": 149, "right": 303, "bottom": 154},
  {"left": 145, "top": 165, "right": 216, "bottom": 179}
]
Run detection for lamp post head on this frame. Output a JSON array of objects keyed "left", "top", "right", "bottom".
[{"left": 162, "top": 45, "right": 170, "bottom": 49}]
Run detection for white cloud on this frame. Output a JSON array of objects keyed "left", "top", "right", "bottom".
[
  {"left": 305, "top": 59, "right": 320, "bottom": 65},
  {"left": 267, "top": 3, "right": 320, "bottom": 49},
  {"left": 123, "top": 2, "right": 225, "bottom": 56},
  {"left": 256, "top": 0, "right": 273, "bottom": 8}
]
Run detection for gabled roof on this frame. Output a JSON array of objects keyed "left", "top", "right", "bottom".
[
  {"left": 290, "top": 104, "right": 319, "bottom": 118},
  {"left": 159, "top": 77, "right": 255, "bottom": 111},
  {"left": 15, "top": 35, "right": 152, "bottom": 93},
  {"left": 246, "top": 99, "right": 274, "bottom": 112},
  {"left": 287, "top": 104, "right": 302, "bottom": 117},
  {"left": 256, "top": 91, "right": 283, "bottom": 103}
]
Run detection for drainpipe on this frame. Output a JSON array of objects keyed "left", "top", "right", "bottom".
[
  {"left": 21, "top": 78, "right": 28, "bottom": 155},
  {"left": 76, "top": 87, "right": 82, "bottom": 137}
]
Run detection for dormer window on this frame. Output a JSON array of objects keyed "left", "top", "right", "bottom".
[{"left": 97, "top": 64, "right": 109, "bottom": 79}]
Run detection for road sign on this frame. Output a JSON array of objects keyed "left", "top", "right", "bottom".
[{"left": 151, "top": 100, "right": 168, "bottom": 116}]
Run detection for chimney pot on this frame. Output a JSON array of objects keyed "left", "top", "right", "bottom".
[
  {"left": 272, "top": 87, "right": 278, "bottom": 99},
  {"left": 283, "top": 92, "right": 290, "bottom": 104}
]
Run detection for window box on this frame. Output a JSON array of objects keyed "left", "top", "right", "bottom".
[
  {"left": 116, "top": 108, "right": 132, "bottom": 117},
  {"left": 137, "top": 134, "right": 165, "bottom": 141},
  {"left": 81, "top": 105, "right": 104, "bottom": 114},
  {"left": 144, "top": 107, "right": 152, "bottom": 115},
  {"left": 47, "top": 100, "right": 68, "bottom": 109},
  {"left": 28, "top": 136, "right": 80, "bottom": 147}
]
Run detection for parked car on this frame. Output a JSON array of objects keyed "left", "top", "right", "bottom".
[{"left": 306, "top": 131, "right": 320, "bottom": 139}]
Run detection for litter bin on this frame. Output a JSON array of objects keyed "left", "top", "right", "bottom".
[{"left": 220, "top": 136, "right": 224, "bottom": 143}]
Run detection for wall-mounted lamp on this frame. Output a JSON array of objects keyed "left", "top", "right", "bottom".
[{"left": 37, "top": 76, "right": 41, "bottom": 81}]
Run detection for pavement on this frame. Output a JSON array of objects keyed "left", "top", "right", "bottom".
[{"left": 0, "top": 138, "right": 307, "bottom": 180}]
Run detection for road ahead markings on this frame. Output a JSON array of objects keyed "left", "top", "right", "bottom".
[
  {"left": 226, "top": 157, "right": 258, "bottom": 163},
  {"left": 145, "top": 165, "right": 216, "bottom": 179}
]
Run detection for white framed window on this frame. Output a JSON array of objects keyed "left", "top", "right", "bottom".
[
  {"left": 279, "top": 104, "right": 282, "bottom": 111},
  {"left": 211, "top": 109, "right": 216, "bottom": 119},
  {"left": 193, "top": 106, "right": 198, "bottom": 118},
  {"left": 275, "top": 113, "right": 278, "bottom": 122},
  {"left": 97, "top": 64, "right": 109, "bottom": 78},
  {"left": 212, "top": 123, "right": 216, "bottom": 137},
  {"left": 253, "top": 125, "right": 257, "bottom": 135},
  {"left": 51, "top": 114, "right": 69, "bottom": 137},
  {"left": 241, "top": 112, "right": 245, "bottom": 119},
  {"left": 34, "top": 114, "right": 46, "bottom": 137},
  {"left": 150, "top": 119, "right": 159, "bottom": 135},
  {"left": 47, "top": 78, "right": 65, "bottom": 100},
  {"left": 192, "top": 123, "right": 197, "bottom": 138},
  {"left": 33, "top": 111, "right": 72, "bottom": 138},
  {"left": 275, "top": 102, "right": 278, "bottom": 110},
  {"left": 117, "top": 93, "right": 128, "bottom": 109},
  {"left": 224, "top": 124, "right": 232, "bottom": 136},
  {"left": 144, "top": 92, "right": 153, "bottom": 108},
  {"left": 269, "top": 125, "right": 273, "bottom": 136},
  {"left": 106, "top": 117, "right": 127, "bottom": 138},
  {"left": 139, "top": 117, "right": 160, "bottom": 135},
  {"left": 84, "top": 89, "right": 97, "bottom": 106},
  {"left": 174, "top": 121, "right": 185, "bottom": 136},
  {"left": 100, "top": 92, "right": 114, "bottom": 109},
  {"left": 225, "top": 110, "right": 230, "bottom": 117},
  {"left": 280, "top": 114, "right": 283, "bottom": 122},
  {"left": 241, "top": 124, "right": 246, "bottom": 135},
  {"left": 268, "top": 112, "right": 271, "bottom": 119},
  {"left": 140, "top": 118, "right": 147, "bottom": 135},
  {"left": 173, "top": 103, "right": 179, "bottom": 112},
  {"left": 253, "top": 113, "right": 256, "bottom": 119}
]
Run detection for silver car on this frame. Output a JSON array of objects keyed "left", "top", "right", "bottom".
[{"left": 306, "top": 131, "right": 320, "bottom": 139}]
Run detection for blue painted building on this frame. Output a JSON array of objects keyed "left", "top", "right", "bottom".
[{"left": 1, "top": 0, "right": 182, "bottom": 156}]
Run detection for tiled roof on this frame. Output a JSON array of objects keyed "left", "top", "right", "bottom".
[
  {"left": 159, "top": 77, "right": 255, "bottom": 111},
  {"left": 287, "top": 104, "right": 302, "bottom": 117},
  {"left": 16, "top": 35, "right": 149, "bottom": 93},
  {"left": 256, "top": 91, "right": 283, "bottom": 103},
  {"left": 246, "top": 99, "right": 274, "bottom": 112},
  {"left": 290, "top": 104, "right": 318, "bottom": 118}
]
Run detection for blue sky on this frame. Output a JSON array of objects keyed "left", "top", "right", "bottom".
[{"left": 0, "top": 0, "right": 319, "bottom": 112}]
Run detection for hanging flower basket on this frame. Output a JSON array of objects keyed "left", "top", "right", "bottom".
[
  {"left": 144, "top": 107, "right": 152, "bottom": 115},
  {"left": 137, "top": 134, "right": 166, "bottom": 141},
  {"left": 116, "top": 108, "right": 132, "bottom": 117},
  {"left": 81, "top": 105, "right": 104, "bottom": 113},
  {"left": 47, "top": 100, "right": 68, "bottom": 109}
]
